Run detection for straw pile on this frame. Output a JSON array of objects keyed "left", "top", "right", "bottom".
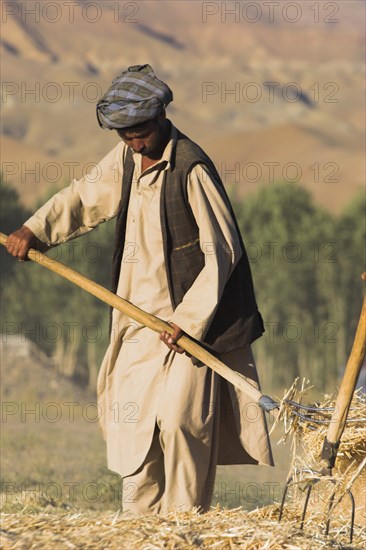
[
  {"left": 271, "top": 379, "right": 366, "bottom": 536},
  {"left": 1, "top": 501, "right": 365, "bottom": 549},
  {"left": 273, "top": 380, "right": 366, "bottom": 471}
]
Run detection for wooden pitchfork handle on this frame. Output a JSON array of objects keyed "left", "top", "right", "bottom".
[
  {"left": 320, "top": 282, "right": 366, "bottom": 473},
  {"left": 0, "top": 232, "right": 279, "bottom": 418}
]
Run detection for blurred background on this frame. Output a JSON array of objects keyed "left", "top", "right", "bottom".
[{"left": 1, "top": 0, "right": 365, "bottom": 512}]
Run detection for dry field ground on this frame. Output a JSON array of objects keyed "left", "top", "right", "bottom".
[
  {"left": 1, "top": 504, "right": 364, "bottom": 549},
  {"left": 1, "top": 349, "right": 365, "bottom": 549}
]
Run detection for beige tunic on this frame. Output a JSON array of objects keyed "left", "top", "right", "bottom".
[{"left": 25, "top": 124, "right": 274, "bottom": 477}]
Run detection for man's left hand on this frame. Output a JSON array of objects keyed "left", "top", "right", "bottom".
[{"left": 160, "top": 322, "right": 185, "bottom": 354}]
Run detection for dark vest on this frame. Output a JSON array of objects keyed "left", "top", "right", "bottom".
[{"left": 111, "top": 128, "right": 264, "bottom": 355}]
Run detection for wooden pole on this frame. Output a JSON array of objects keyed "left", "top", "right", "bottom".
[
  {"left": 0, "top": 232, "right": 279, "bottom": 417},
  {"left": 320, "top": 279, "right": 366, "bottom": 472}
]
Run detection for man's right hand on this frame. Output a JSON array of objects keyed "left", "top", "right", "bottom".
[{"left": 5, "top": 226, "right": 39, "bottom": 261}]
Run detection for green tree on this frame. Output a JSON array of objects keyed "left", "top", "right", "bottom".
[
  {"left": 1, "top": 179, "right": 116, "bottom": 387},
  {"left": 231, "top": 182, "right": 339, "bottom": 392},
  {"left": 336, "top": 192, "right": 366, "bottom": 367}
]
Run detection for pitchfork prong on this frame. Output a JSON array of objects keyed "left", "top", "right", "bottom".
[
  {"left": 283, "top": 399, "right": 365, "bottom": 426},
  {"left": 325, "top": 488, "right": 355, "bottom": 544},
  {"left": 300, "top": 483, "right": 314, "bottom": 530},
  {"left": 279, "top": 469, "right": 319, "bottom": 523},
  {"left": 285, "top": 400, "right": 335, "bottom": 413},
  {"left": 278, "top": 475, "right": 292, "bottom": 522},
  {"left": 279, "top": 472, "right": 356, "bottom": 544}
]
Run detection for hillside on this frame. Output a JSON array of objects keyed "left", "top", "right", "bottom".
[{"left": 1, "top": 0, "right": 365, "bottom": 212}]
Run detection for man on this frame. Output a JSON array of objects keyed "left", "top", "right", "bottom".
[{"left": 6, "top": 64, "right": 273, "bottom": 514}]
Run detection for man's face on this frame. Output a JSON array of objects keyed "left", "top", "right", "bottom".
[{"left": 116, "top": 114, "right": 167, "bottom": 158}]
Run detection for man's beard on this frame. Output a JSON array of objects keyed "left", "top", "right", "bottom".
[{"left": 137, "top": 147, "right": 162, "bottom": 159}]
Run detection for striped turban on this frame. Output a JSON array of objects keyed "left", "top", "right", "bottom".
[{"left": 96, "top": 64, "right": 173, "bottom": 130}]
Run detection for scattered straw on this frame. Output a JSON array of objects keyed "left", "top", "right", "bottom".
[{"left": 0, "top": 502, "right": 365, "bottom": 549}]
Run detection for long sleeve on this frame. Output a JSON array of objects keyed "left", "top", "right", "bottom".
[
  {"left": 169, "top": 164, "right": 242, "bottom": 341},
  {"left": 24, "top": 142, "right": 126, "bottom": 245}
]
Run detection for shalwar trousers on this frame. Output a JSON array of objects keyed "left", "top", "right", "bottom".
[
  {"left": 120, "top": 348, "right": 221, "bottom": 515},
  {"left": 98, "top": 328, "right": 273, "bottom": 514}
]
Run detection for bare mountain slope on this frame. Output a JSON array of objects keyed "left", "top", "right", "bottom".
[{"left": 1, "top": 0, "right": 364, "bottom": 211}]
